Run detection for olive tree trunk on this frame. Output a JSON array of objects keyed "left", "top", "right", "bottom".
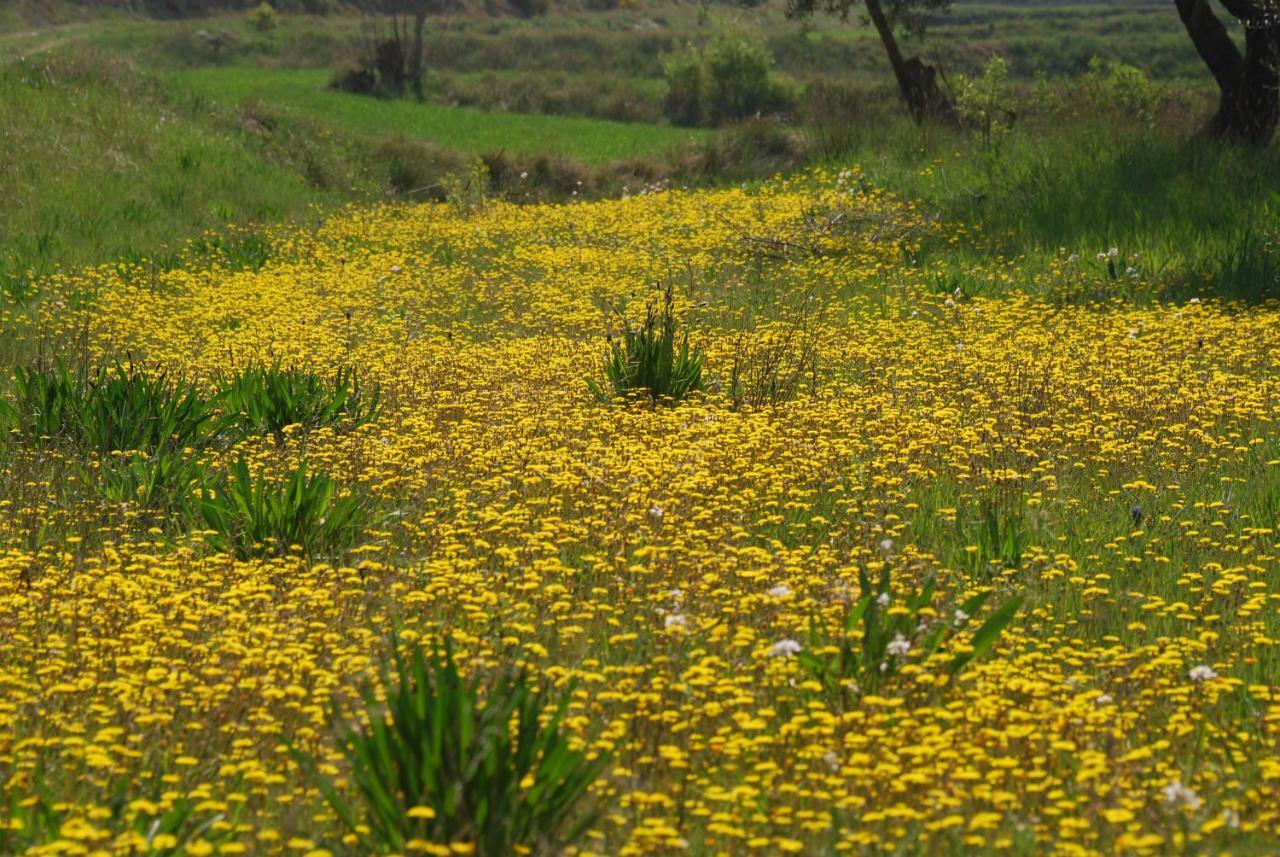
[
  {"left": 865, "top": 0, "right": 957, "bottom": 124},
  {"left": 1176, "top": 0, "right": 1280, "bottom": 145}
]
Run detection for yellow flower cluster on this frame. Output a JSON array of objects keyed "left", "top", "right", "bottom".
[{"left": 2, "top": 169, "right": 1278, "bottom": 855}]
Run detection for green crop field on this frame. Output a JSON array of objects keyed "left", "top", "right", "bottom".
[{"left": 166, "top": 67, "right": 708, "bottom": 164}]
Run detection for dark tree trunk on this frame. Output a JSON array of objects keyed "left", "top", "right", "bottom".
[
  {"left": 409, "top": 8, "right": 426, "bottom": 101},
  {"left": 865, "top": 0, "right": 957, "bottom": 124},
  {"left": 1176, "top": 0, "right": 1280, "bottom": 145}
]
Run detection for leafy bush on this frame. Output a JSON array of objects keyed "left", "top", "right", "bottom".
[
  {"left": 702, "top": 33, "right": 779, "bottom": 125},
  {"left": 97, "top": 448, "right": 209, "bottom": 521},
  {"left": 199, "top": 458, "right": 371, "bottom": 560},
  {"left": 248, "top": 2, "right": 279, "bottom": 32},
  {"left": 302, "top": 641, "right": 607, "bottom": 856},
  {"left": 798, "top": 564, "right": 1022, "bottom": 702},
  {"left": 662, "top": 47, "right": 705, "bottom": 128},
  {"left": 662, "top": 34, "right": 790, "bottom": 127},
  {"left": 956, "top": 54, "right": 1014, "bottom": 150},
  {"left": 588, "top": 286, "right": 705, "bottom": 404},
  {"left": 215, "top": 362, "right": 380, "bottom": 441}
]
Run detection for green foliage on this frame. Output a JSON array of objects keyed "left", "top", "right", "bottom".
[
  {"left": 1079, "top": 57, "right": 1167, "bottom": 122},
  {"left": 83, "top": 364, "right": 216, "bottom": 455},
  {"left": 973, "top": 501, "right": 1027, "bottom": 576},
  {"left": 198, "top": 457, "right": 371, "bottom": 560},
  {"left": 797, "top": 563, "right": 1023, "bottom": 701},
  {"left": 662, "top": 47, "right": 705, "bottom": 128},
  {"left": 784, "top": 0, "right": 953, "bottom": 40},
  {"left": 588, "top": 286, "right": 705, "bottom": 405},
  {"left": 2, "top": 362, "right": 215, "bottom": 456},
  {"left": 702, "top": 33, "right": 780, "bottom": 126},
  {"left": 248, "top": 2, "right": 280, "bottom": 32},
  {"left": 2, "top": 362, "right": 85, "bottom": 442},
  {"left": 955, "top": 54, "right": 1013, "bottom": 150},
  {"left": 215, "top": 362, "right": 380, "bottom": 441},
  {"left": 300, "top": 641, "right": 608, "bottom": 857},
  {"left": 662, "top": 34, "right": 789, "bottom": 127},
  {"left": 97, "top": 448, "right": 209, "bottom": 521}
]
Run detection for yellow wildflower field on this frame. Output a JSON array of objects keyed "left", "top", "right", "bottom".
[{"left": 1, "top": 169, "right": 1278, "bottom": 855}]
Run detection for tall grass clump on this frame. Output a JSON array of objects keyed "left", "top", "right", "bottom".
[
  {"left": 300, "top": 642, "right": 607, "bottom": 856},
  {"left": 199, "top": 458, "right": 371, "bottom": 560},
  {"left": 1, "top": 362, "right": 215, "bottom": 455},
  {"left": 588, "top": 285, "right": 705, "bottom": 404},
  {"left": 215, "top": 362, "right": 381, "bottom": 441},
  {"left": 798, "top": 564, "right": 1022, "bottom": 703}
]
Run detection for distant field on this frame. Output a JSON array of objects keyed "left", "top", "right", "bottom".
[{"left": 167, "top": 67, "right": 708, "bottom": 164}]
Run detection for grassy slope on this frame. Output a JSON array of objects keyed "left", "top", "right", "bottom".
[
  {"left": 165, "top": 67, "right": 707, "bottom": 164},
  {"left": 0, "top": 52, "right": 363, "bottom": 289}
]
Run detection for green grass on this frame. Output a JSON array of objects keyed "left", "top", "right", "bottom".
[
  {"left": 0, "top": 51, "right": 365, "bottom": 287},
  {"left": 166, "top": 67, "right": 708, "bottom": 165}
]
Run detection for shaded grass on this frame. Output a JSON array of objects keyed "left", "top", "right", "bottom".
[{"left": 166, "top": 66, "right": 709, "bottom": 165}]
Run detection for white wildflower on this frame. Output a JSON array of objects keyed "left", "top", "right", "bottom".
[
  {"left": 664, "top": 613, "right": 687, "bottom": 632},
  {"left": 1189, "top": 664, "right": 1218, "bottom": 682},
  {"left": 770, "top": 639, "right": 803, "bottom": 658},
  {"left": 1162, "top": 781, "right": 1202, "bottom": 811},
  {"left": 768, "top": 584, "right": 792, "bottom": 599},
  {"left": 886, "top": 633, "right": 911, "bottom": 657}
]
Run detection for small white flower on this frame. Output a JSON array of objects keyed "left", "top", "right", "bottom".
[
  {"left": 519, "top": 171, "right": 528, "bottom": 180},
  {"left": 944, "top": 298, "right": 956, "bottom": 309},
  {"left": 1222, "top": 809, "right": 1240, "bottom": 829},
  {"left": 953, "top": 608, "right": 969, "bottom": 625},
  {"left": 767, "top": 584, "right": 792, "bottom": 599},
  {"left": 1189, "top": 297, "right": 1201, "bottom": 304},
  {"left": 1162, "top": 781, "right": 1202, "bottom": 810},
  {"left": 1067, "top": 253, "right": 1079, "bottom": 263},
  {"left": 770, "top": 639, "right": 803, "bottom": 658},
  {"left": 886, "top": 633, "right": 911, "bottom": 657},
  {"left": 876, "top": 592, "right": 891, "bottom": 608},
  {"left": 1094, "top": 693, "right": 1113, "bottom": 706},
  {"left": 878, "top": 537, "right": 894, "bottom": 555},
  {"left": 1107, "top": 247, "right": 1119, "bottom": 258},
  {"left": 664, "top": 613, "right": 687, "bottom": 631},
  {"left": 1189, "top": 664, "right": 1218, "bottom": 682},
  {"left": 648, "top": 504, "right": 664, "bottom": 523},
  {"left": 823, "top": 750, "right": 840, "bottom": 771},
  {"left": 668, "top": 588, "right": 683, "bottom": 601},
  {"left": 390, "top": 264, "right": 402, "bottom": 274}
]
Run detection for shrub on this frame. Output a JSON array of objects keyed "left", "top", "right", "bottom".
[
  {"left": 662, "top": 34, "right": 789, "bottom": 127},
  {"left": 248, "top": 2, "right": 279, "bottom": 32},
  {"left": 301, "top": 641, "right": 607, "bottom": 856},
  {"left": 588, "top": 285, "right": 705, "bottom": 404},
  {"left": 198, "top": 458, "right": 371, "bottom": 560},
  {"left": 661, "top": 46, "right": 704, "bottom": 127},
  {"left": 702, "top": 33, "right": 777, "bottom": 125},
  {"left": 215, "top": 362, "right": 380, "bottom": 442},
  {"left": 955, "top": 54, "right": 1014, "bottom": 150}
]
